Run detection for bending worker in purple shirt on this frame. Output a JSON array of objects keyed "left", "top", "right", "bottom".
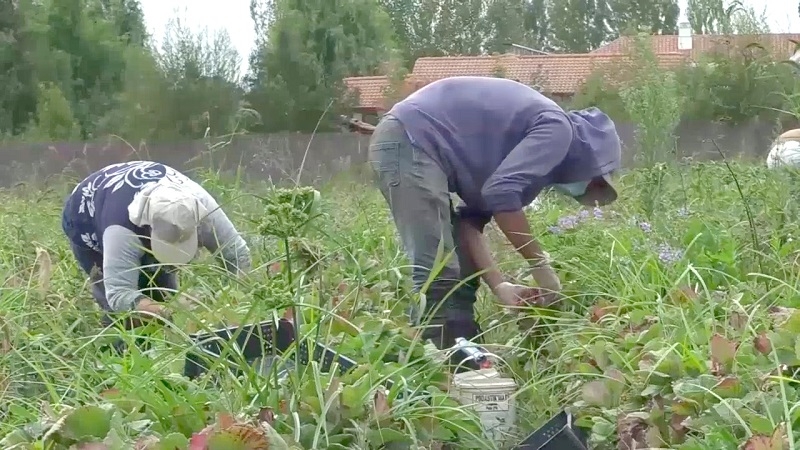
[{"left": 367, "top": 76, "right": 622, "bottom": 349}]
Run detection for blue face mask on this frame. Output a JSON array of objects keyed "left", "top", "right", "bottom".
[{"left": 552, "top": 181, "right": 591, "bottom": 197}]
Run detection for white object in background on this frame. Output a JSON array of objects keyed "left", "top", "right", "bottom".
[
  {"left": 791, "top": 48, "right": 800, "bottom": 65},
  {"left": 525, "top": 197, "right": 543, "bottom": 211},
  {"left": 450, "top": 368, "right": 518, "bottom": 444},
  {"left": 766, "top": 140, "right": 800, "bottom": 169},
  {"left": 678, "top": 21, "right": 692, "bottom": 50}
]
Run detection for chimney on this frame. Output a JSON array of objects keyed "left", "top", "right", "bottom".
[{"left": 678, "top": 21, "right": 692, "bottom": 50}]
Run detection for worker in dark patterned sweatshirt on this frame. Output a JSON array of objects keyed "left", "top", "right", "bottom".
[
  {"left": 61, "top": 161, "right": 251, "bottom": 326},
  {"left": 368, "top": 76, "right": 622, "bottom": 350}
]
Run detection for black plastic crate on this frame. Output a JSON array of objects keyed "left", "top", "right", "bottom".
[
  {"left": 513, "top": 411, "right": 589, "bottom": 450},
  {"left": 183, "top": 318, "right": 296, "bottom": 379},
  {"left": 296, "top": 338, "right": 358, "bottom": 374}
]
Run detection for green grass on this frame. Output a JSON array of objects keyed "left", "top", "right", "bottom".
[{"left": 2, "top": 160, "right": 800, "bottom": 449}]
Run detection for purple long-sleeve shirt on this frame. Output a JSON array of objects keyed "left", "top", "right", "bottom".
[{"left": 388, "top": 76, "right": 620, "bottom": 226}]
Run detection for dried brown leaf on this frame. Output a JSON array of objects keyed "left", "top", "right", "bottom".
[
  {"left": 741, "top": 424, "right": 787, "bottom": 450},
  {"left": 268, "top": 262, "right": 282, "bottom": 275},
  {"left": 99, "top": 388, "right": 120, "bottom": 398},
  {"left": 257, "top": 407, "right": 274, "bottom": 425},
  {"left": 35, "top": 246, "right": 53, "bottom": 297},
  {"left": 374, "top": 389, "right": 390, "bottom": 417},
  {"left": 213, "top": 424, "right": 270, "bottom": 450},
  {"left": 729, "top": 312, "right": 748, "bottom": 331},
  {"left": 617, "top": 414, "right": 648, "bottom": 450},
  {"left": 667, "top": 285, "right": 698, "bottom": 305},
  {"left": 217, "top": 412, "right": 235, "bottom": 429},
  {"left": 278, "top": 399, "right": 289, "bottom": 414},
  {"left": 754, "top": 333, "right": 772, "bottom": 355},
  {"left": 710, "top": 333, "right": 738, "bottom": 371},
  {"left": 713, "top": 376, "right": 743, "bottom": 398},
  {"left": 589, "top": 300, "right": 615, "bottom": 323},
  {"left": 670, "top": 413, "right": 689, "bottom": 442}
]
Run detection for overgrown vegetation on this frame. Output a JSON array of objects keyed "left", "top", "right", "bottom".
[
  {"left": 4, "top": 0, "right": 800, "bottom": 449},
  {"left": 3, "top": 155, "right": 800, "bottom": 449}
]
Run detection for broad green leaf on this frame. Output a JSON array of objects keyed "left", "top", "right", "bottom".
[
  {"left": 581, "top": 380, "right": 611, "bottom": 407},
  {"left": 59, "top": 405, "right": 115, "bottom": 441},
  {"left": 365, "top": 428, "right": 411, "bottom": 447},
  {"left": 155, "top": 433, "right": 190, "bottom": 449}
]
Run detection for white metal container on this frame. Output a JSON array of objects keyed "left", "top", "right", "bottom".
[{"left": 450, "top": 368, "right": 518, "bottom": 446}]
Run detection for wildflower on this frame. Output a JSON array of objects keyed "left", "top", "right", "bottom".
[
  {"left": 578, "top": 209, "right": 590, "bottom": 220},
  {"left": 656, "top": 243, "right": 683, "bottom": 264},
  {"left": 557, "top": 215, "right": 579, "bottom": 230},
  {"left": 677, "top": 207, "right": 689, "bottom": 218},
  {"left": 639, "top": 221, "right": 652, "bottom": 233},
  {"left": 593, "top": 207, "right": 603, "bottom": 219},
  {"left": 547, "top": 226, "right": 562, "bottom": 235}
]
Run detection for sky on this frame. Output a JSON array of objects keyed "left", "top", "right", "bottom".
[{"left": 137, "top": 0, "right": 800, "bottom": 76}]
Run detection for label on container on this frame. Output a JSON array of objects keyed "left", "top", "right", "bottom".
[{"left": 469, "top": 391, "right": 514, "bottom": 441}]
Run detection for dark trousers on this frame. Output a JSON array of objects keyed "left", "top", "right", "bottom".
[
  {"left": 367, "top": 116, "right": 483, "bottom": 348},
  {"left": 69, "top": 242, "right": 178, "bottom": 353}
]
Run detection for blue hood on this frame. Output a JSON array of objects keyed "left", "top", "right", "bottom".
[{"left": 556, "top": 107, "right": 622, "bottom": 183}]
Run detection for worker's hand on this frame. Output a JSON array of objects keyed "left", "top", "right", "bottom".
[
  {"left": 492, "top": 282, "right": 539, "bottom": 307},
  {"left": 134, "top": 298, "right": 172, "bottom": 322},
  {"left": 529, "top": 251, "right": 562, "bottom": 294}
]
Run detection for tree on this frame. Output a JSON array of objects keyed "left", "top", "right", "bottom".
[
  {"left": 484, "top": 0, "right": 531, "bottom": 55},
  {"left": 686, "top": 0, "right": 769, "bottom": 35},
  {"left": 381, "top": 0, "right": 499, "bottom": 63},
  {"left": 0, "top": 0, "right": 39, "bottom": 135},
  {"left": 607, "top": 0, "right": 679, "bottom": 36},
  {"left": 155, "top": 17, "right": 243, "bottom": 137},
  {"left": 247, "top": 0, "right": 397, "bottom": 132},
  {"left": 548, "top": 0, "right": 611, "bottom": 52}
]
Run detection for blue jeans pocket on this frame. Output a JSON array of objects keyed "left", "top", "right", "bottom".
[{"left": 369, "top": 142, "right": 401, "bottom": 187}]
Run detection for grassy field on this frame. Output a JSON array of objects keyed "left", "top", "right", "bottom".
[{"left": 2, "top": 160, "right": 800, "bottom": 449}]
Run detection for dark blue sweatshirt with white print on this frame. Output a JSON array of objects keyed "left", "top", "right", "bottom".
[{"left": 61, "top": 161, "right": 250, "bottom": 311}]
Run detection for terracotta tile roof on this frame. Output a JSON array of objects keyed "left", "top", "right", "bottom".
[
  {"left": 342, "top": 76, "right": 391, "bottom": 110},
  {"left": 410, "top": 53, "right": 688, "bottom": 95},
  {"left": 343, "top": 53, "right": 691, "bottom": 109},
  {"left": 591, "top": 33, "right": 800, "bottom": 60}
]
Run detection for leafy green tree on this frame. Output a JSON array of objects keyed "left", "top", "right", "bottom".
[
  {"left": 607, "top": 0, "right": 679, "bottom": 35},
  {"left": 0, "top": 0, "right": 39, "bottom": 135},
  {"left": 31, "top": 82, "right": 80, "bottom": 140},
  {"left": 247, "top": 0, "right": 396, "bottom": 132},
  {"left": 99, "top": 0, "right": 148, "bottom": 46},
  {"left": 484, "top": 0, "right": 559, "bottom": 54},
  {"left": 548, "top": 0, "right": 611, "bottom": 52},
  {"left": 155, "top": 17, "right": 243, "bottom": 138}
]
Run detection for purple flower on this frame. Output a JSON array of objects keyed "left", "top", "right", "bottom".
[
  {"left": 639, "top": 222, "right": 652, "bottom": 233},
  {"left": 547, "top": 226, "right": 562, "bottom": 235},
  {"left": 656, "top": 243, "right": 683, "bottom": 264},
  {"left": 677, "top": 207, "right": 689, "bottom": 218},
  {"left": 593, "top": 207, "right": 603, "bottom": 219},
  {"left": 558, "top": 215, "right": 580, "bottom": 229},
  {"left": 578, "top": 209, "right": 590, "bottom": 220}
]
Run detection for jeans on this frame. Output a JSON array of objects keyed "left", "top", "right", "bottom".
[{"left": 368, "top": 115, "right": 482, "bottom": 347}]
